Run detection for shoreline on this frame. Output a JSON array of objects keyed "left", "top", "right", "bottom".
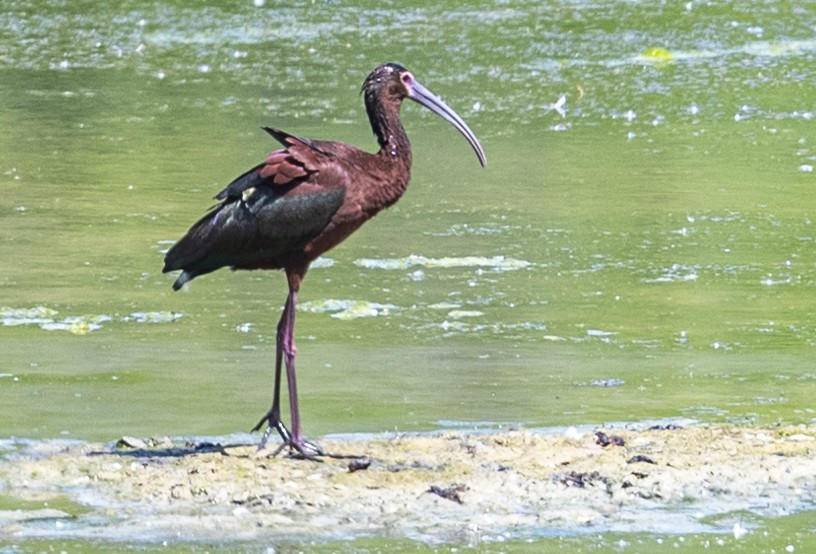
[{"left": 2, "top": 423, "right": 815, "bottom": 545}]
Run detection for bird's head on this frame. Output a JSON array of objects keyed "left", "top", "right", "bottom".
[{"left": 362, "top": 63, "right": 487, "bottom": 167}]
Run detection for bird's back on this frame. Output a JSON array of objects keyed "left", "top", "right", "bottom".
[
  {"left": 162, "top": 131, "right": 354, "bottom": 289},
  {"left": 162, "top": 126, "right": 413, "bottom": 290}
]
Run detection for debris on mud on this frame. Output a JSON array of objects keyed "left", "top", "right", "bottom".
[
  {"left": 594, "top": 430, "right": 625, "bottom": 447},
  {"left": 426, "top": 484, "right": 467, "bottom": 504},
  {"left": 2, "top": 424, "right": 816, "bottom": 544}
]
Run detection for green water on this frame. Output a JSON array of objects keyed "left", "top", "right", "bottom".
[{"left": 2, "top": 0, "right": 816, "bottom": 549}]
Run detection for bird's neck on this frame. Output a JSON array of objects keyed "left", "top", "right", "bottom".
[{"left": 367, "top": 101, "right": 413, "bottom": 170}]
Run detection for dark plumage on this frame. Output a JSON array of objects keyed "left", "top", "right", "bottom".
[{"left": 163, "top": 63, "right": 486, "bottom": 457}]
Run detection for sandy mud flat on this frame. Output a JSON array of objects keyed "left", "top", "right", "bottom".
[{"left": 1, "top": 423, "right": 815, "bottom": 545}]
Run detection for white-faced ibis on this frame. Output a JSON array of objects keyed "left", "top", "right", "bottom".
[{"left": 163, "top": 63, "right": 486, "bottom": 457}]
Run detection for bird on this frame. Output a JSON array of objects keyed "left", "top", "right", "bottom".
[{"left": 162, "top": 63, "right": 486, "bottom": 457}]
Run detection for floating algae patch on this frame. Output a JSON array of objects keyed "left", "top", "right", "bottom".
[
  {"left": 639, "top": 46, "right": 674, "bottom": 62},
  {"left": 0, "top": 307, "right": 109, "bottom": 335},
  {"left": 0, "top": 306, "right": 182, "bottom": 334},
  {"left": 1, "top": 425, "right": 815, "bottom": 546},
  {"left": 0, "top": 306, "right": 59, "bottom": 327},
  {"left": 445, "top": 310, "right": 485, "bottom": 319},
  {"left": 354, "top": 255, "right": 532, "bottom": 272},
  {"left": 120, "top": 311, "right": 184, "bottom": 324},
  {"left": 299, "top": 299, "right": 398, "bottom": 320}
]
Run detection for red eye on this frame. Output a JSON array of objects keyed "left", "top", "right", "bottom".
[{"left": 401, "top": 72, "right": 413, "bottom": 85}]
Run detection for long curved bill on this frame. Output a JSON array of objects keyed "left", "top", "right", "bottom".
[{"left": 406, "top": 77, "right": 487, "bottom": 167}]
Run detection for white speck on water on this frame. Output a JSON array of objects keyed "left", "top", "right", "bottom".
[
  {"left": 198, "top": 64, "right": 211, "bottom": 73},
  {"left": 732, "top": 521, "right": 748, "bottom": 539},
  {"left": 429, "top": 302, "right": 460, "bottom": 310},
  {"left": 447, "top": 310, "right": 484, "bottom": 319},
  {"left": 587, "top": 329, "right": 617, "bottom": 339},
  {"left": 746, "top": 26, "right": 764, "bottom": 37},
  {"left": 799, "top": 164, "right": 813, "bottom": 173},
  {"left": 409, "top": 269, "right": 425, "bottom": 281},
  {"left": 310, "top": 257, "right": 335, "bottom": 269},
  {"left": 761, "top": 274, "right": 792, "bottom": 286},
  {"left": 549, "top": 94, "right": 567, "bottom": 118},
  {"left": 644, "top": 263, "right": 698, "bottom": 283},
  {"left": 591, "top": 378, "right": 625, "bottom": 387}
]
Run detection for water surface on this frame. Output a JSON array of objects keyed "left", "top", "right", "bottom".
[{"left": 2, "top": 0, "right": 816, "bottom": 550}]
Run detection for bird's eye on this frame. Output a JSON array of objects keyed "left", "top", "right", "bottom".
[{"left": 401, "top": 72, "right": 413, "bottom": 85}]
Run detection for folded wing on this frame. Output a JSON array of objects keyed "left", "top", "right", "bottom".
[{"left": 163, "top": 130, "right": 346, "bottom": 290}]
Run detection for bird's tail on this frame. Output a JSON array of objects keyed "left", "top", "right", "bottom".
[
  {"left": 168, "top": 270, "right": 192, "bottom": 291},
  {"left": 162, "top": 217, "right": 217, "bottom": 291}
]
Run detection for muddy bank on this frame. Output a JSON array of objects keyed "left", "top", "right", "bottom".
[{"left": 1, "top": 423, "right": 815, "bottom": 545}]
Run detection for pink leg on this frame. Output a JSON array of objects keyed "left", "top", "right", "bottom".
[
  {"left": 280, "top": 289, "right": 323, "bottom": 455},
  {"left": 253, "top": 280, "right": 324, "bottom": 458},
  {"left": 252, "top": 291, "right": 293, "bottom": 448}
]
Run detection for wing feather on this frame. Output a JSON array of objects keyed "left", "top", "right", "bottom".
[{"left": 163, "top": 129, "right": 349, "bottom": 289}]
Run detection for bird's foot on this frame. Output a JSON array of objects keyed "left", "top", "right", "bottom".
[
  {"left": 251, "top": 412, "right": 292, "bottom": 451},
  {"left": 273, "top": 439, "right": 366, "bottom": 463},
  {"left": 270, "top": 436, "right": 327, "bottom": 460},
  {"left": 251, "top": 411, "right": 328, "bottom": 460}
]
